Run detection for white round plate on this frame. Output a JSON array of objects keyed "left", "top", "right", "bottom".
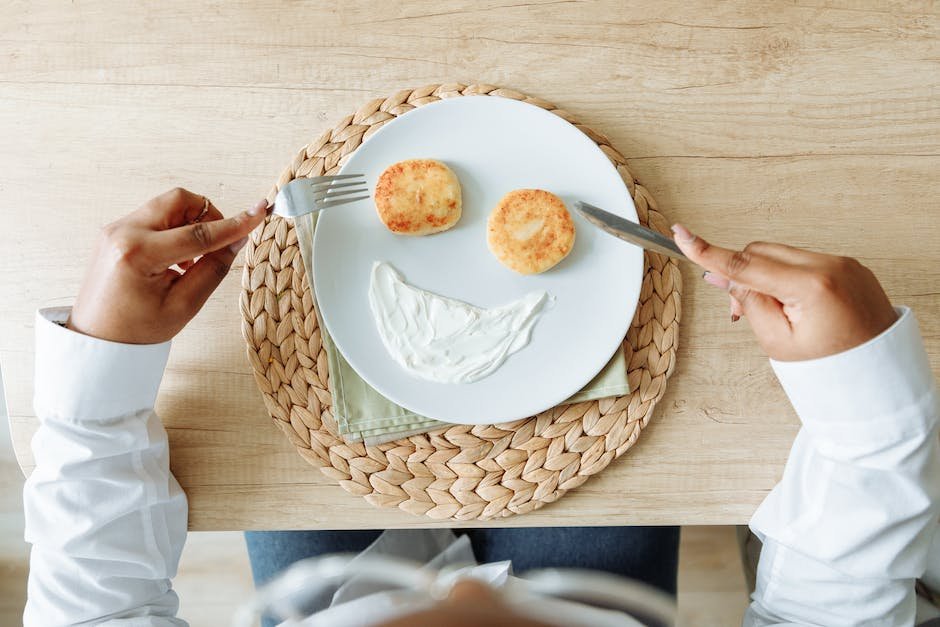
[{"left": 313, "top": 96, "right": 643, "bottom": 424}]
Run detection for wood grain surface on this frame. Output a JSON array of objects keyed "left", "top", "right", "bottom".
[{"left": 1, "top": 0, "right": 938, "bottom": 529}]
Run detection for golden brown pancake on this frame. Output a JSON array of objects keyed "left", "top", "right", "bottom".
[
  {"left": 374, "top": 159, "right": 462, "bottom": 235},
  {"left": 487, "top": 189, "right": 575, "bottom": 274}
]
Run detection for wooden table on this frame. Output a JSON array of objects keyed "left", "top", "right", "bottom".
[{"left": 3, "top": 1, "right": 938, "bottom": 529}]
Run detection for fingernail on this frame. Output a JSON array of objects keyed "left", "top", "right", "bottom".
[
  {"left": 671, "top": 223, "right": 695, "bottom": 243},
  {"left": 229, "top": 236, "right": 248, "bottom": 254},
  {"left": 246, "top": 199, "right": 268, "bottom": 217},
  {"left": 703, "top": 271, "right": 730, "bottom": 289},
  {"left": 731, "top": 314, "right": 741, "bottom": 323}
]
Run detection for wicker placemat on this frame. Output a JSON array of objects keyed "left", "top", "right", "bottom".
[{"left": 240, "top": 84, "right": 682, "bottom": 521}]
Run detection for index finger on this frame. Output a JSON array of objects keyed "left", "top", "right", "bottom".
[
  {"left": 149, "top": 199, "right": 267, "bottom": 264},
  {"left": 132, "top": 187, "right": 214, "bottom": 230},
  {"left": 671, "top": 224, "right": 803, "bottom": 301}
]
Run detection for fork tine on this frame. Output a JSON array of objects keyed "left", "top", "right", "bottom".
[
  {"left": 313, "top": 187, "right": 369, "bottom": 201},
  {"left": 306, "top": 180, "right": 367, "bottom": 193},
  {"left": 306, "top": 174, "right": 362, "bottom": 182},
  {"left": 315, "top": 194, "right": 371, "bottom": 210}
]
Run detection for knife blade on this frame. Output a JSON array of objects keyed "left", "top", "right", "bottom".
[{"left": 574, "top": 201, "right": 686, "bottom": 260}]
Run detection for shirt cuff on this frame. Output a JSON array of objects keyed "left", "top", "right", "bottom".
[
  {"left": 34, "top": 307, "right": 171, "bottom": 422},
  {"left": 770, "top": 306, "right": 938, "bottom": 460}
]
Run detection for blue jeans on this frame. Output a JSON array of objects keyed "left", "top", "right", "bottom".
[{"left": 245, "top": 526, "right": 679, "bottom": 625}]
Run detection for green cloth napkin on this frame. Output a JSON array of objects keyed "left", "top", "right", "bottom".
[{"left": 295, "top": 211, "right": 631, "bottom": 446}]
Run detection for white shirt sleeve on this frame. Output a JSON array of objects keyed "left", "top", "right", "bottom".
[
  {"left": 23, "top": 307, "right": 188, "bottom": 627},
  {"left": 745, "top": 307, "right": 940, "bottom": 626}
]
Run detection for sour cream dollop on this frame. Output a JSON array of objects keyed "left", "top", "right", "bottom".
[{"left": 368, "top": 261, "right": 548, "bottom": 384}]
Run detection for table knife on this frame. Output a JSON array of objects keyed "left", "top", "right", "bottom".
[{"left": 574, "top": 201, "right": 687, "bottom": 260}]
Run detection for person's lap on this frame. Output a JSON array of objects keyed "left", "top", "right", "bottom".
[
  {"left": 459, "top": 526, "right": 679, "bottom": 594},
  {"left": 245, "top": 529, "right": 385, "bottom": 587},
  {"left": 245, "top": 526, "right": 679, "bottom": 593}
]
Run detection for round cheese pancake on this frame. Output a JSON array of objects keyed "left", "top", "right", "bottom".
[
  {"left": 374, "top": 159, "right": 462, "bottom": 235},
  {"left": 487, "top": 189, "right": 575, "bottom": 274}
]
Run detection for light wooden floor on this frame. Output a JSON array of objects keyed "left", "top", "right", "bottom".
[{"left": 0, "top": 378, "right": 748, "bottom": 626}]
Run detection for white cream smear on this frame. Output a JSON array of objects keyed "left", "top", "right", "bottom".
[{"left": 368, "top": 261, "right": 548, "bottom": 384}]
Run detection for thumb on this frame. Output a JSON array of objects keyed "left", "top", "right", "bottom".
[
  {"left": 168, "top": 236, "right": 247, "bottom": 317},
  {"left": 728, "top": 282, "right": 792, "bottom": 354}
]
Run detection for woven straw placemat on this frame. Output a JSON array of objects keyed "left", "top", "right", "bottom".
[{"left": 240, "top": 84, "right": 682, "bottom": 521}]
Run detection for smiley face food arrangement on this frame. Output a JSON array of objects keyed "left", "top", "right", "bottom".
[{"left": 368, "top": 159, "right": 577, "bottom": 383}]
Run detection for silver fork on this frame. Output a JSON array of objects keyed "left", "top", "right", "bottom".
[{"left": 268, "top": 175, "right": 370, "bottom": 218}]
